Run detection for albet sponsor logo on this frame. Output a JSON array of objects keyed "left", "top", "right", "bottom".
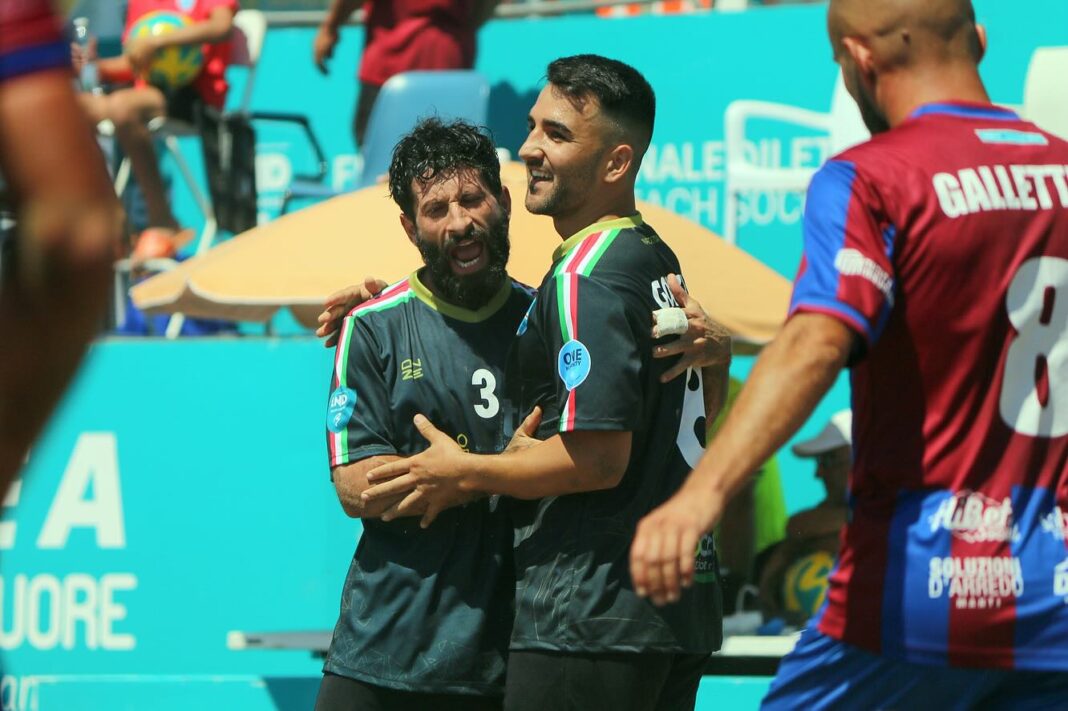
[
  {"left": 1040, "top": 506, "right": 1068, "bottom": 540},
  {"left": 928, "top": 491, "right": 1019, "bottom": 543}
]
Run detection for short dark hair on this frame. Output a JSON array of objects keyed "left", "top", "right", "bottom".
[
  {"left": 388, "top": 118, "right": 503, "bottom": 218},
  {"left": 546, "top": 54, "right": 656, "bottom": 151}
]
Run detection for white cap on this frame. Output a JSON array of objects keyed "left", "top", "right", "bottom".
[{"left": 791, "top": 410, "right": 852, "bottom": 457}]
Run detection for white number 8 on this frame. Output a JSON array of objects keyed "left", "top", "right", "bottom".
[
  {"left": 999, "top": 256, "right": 1068, "bottom": 437},
  {"left": 472, "top": 368, "right": 500, "bottom": 419}
]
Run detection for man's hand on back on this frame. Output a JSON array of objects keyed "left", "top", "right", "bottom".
[
  {"left": 364, "top": 415, "right": 475, "bottom": 528},
  {"left": 317, "top": 277, "right": 388, "bottom": 346},
  {"left": 653, "top": 274, "right": 731, "bottom": 383}
]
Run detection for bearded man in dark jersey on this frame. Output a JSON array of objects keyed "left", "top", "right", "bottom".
[{"left": 317, "top": 118, "right": 530, "bottom": 711}]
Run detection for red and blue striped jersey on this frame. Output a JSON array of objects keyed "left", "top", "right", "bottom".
[
  {"left": 791, "top": 102, "right": 1068, "bottom": 670},
  {"left": 0, "top": 0, "right": 69, "bottom": 83}
]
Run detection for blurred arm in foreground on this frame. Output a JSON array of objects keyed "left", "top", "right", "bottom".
[{"left": 0, "top": 2, "right": 122, "bottom": 493}]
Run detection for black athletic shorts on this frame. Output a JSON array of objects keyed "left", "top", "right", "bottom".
[
  {"left": 504, "top": 650, "right": 708, "bottom": 711},
  {"left": 314, "top": 672, "right": 502, "bottom": 711}
]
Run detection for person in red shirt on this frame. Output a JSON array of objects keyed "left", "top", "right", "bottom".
[
  {"left": 631, "top": 0, "right": 1068, "bottom": 706},
  {"left": 75, "top": 0, "right": 237, "bottom": 245},
  {"left": 313, "top": 0, "right": 497, "bottom": 148}
]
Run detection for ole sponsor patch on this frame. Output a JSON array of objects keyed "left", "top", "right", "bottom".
[{"left": 558, "top": 340, "right": 591, "bottom": 391}]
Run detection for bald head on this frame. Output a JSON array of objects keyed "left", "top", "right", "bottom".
[
  {"left": 829, "top": 0, "right": 982, "bottom": 69},
  {"left": 827, "top": 0, "right": 988, "bottom": 133}
]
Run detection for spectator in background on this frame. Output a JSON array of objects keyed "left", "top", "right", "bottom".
[
  {"left": 0, "top": 0, "right": 121, "bottom": 491},
  {"left": 757, "top": 410, "right": 850, "bottom": 626},
  {"left": 74, "top": 0, "right": 237, "bottom": 250},
  {"left": 313, "top": 0, "right": 499, "bottom": 148},
  {"left": 114, "top": 228, "right": 238, "bottom": 336},
  {"left": 711, "top": 376, "right": 788, "bottom": 616}
]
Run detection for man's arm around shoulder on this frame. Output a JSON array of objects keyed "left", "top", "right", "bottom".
[{"left": 467, "top": 429, "right": 632, "bottom": 500}]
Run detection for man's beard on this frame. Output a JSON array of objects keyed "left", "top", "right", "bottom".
[
  {"left": 850, "top": 65, "right": 891, "bottom": 135},
  {"left": 416, "top": 213, "right": 511, "bottom": 310},
  {"left": 525, "top": 154, "right": 602, "bottom": 218}
]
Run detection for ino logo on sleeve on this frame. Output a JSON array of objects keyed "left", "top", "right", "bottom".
[
  {"left": 558, "top": 340, "right": 591, "bottom": 391},
  {"left": 327, "top": 387, "right": 358, "bottom": 433}
]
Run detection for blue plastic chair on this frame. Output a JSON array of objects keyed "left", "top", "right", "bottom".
[{"left": 280, "top": 70, "right": 490, "bottom": 212}]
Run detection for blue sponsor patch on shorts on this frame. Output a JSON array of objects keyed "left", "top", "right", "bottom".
[
  {"left": 558, "top": 339, "right": 591, "bottom": 391},
  {"left": 327, "top": 387, "right": 358, "bottom": 433}
]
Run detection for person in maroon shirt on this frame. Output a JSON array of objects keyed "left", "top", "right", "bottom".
[
  {"left": 313, "top": 0, "right": 498, "bottom": 147},
  {"left": 631, "top": 0, "right": 1068, "bottom": 707}
]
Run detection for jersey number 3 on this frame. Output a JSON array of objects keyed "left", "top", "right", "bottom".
[
  {"left": 1000, "top": 256, "right": 1068, "bottom": 437},
  {"left": 472, "top": 368, "right": 500, "bottom": 419}
]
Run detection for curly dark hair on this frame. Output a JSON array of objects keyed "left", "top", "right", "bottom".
[
  {"left": 388, "top": 118, "right": 503, "bottom": 218},
  {"left": 546, "top": 54, "right": 656, "bottom": 153}
]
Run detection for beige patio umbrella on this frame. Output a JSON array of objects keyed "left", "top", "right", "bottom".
[{"left": 132, "top": 163, "right": 791, "bottom": 347}]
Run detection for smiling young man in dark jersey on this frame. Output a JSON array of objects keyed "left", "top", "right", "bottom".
[
  {"left": 364, "top": 55, "right": 725, "bottom": 711},
  {"left": 317, "top": 119, "right": 532, "bottom": 711}
]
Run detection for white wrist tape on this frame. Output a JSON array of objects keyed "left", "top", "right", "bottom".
[{"left": 652, "top": 307, "right": 688, "bottom": 338}]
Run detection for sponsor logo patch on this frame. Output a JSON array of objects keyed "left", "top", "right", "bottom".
[
  {"left": 694, "top": 533, "right": 718, "bottom": 583},
  {"left": 1055, "top": 559, "right": 1068, "bottom": 599},
  {"left": 557, "top": 339, "right": 591, "bottom": 391},
  {"left": 1041, "top": 506, "right": 1068, "bottom": 540},
  {"left": 327, "top": 387, "right": 358, "bottom": 433},
  {"left": 928, "top": 490, "right": 1019, "bottom": 543},
  {"left": 834, "top": 248, "right": 894, "bottom": 303},
  {"left": 928, "top": 556, "right": 1023, "bottom": 609},
  {"left": 400, "top": 358, "right": 423, "bottom": 380},
  {"left": 975, "top": 129, "right": 1048, "bottom": 146}
]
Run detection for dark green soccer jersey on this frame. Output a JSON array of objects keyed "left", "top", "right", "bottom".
[
  {"left": 503, "top": 215, "right": 723, "bottom": 655},
  {"left": 325, "top": 271, "right": 534, "bottom": 696}
]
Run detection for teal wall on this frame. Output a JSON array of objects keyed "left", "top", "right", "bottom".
[{"left": 4, "top": 341, "right": 354, "bottom": 680}]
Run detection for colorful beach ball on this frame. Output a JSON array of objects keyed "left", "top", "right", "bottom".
[{"left": 126, "top": 11, "right": 204, "bottom": 91}]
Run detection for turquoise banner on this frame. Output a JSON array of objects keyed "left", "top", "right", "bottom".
[
  {"left": 3, "top": 341, "right": 354, "bottom": 704},
  {"left": 208, "top": 0, "right": 1068, "bottom": 277}
]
